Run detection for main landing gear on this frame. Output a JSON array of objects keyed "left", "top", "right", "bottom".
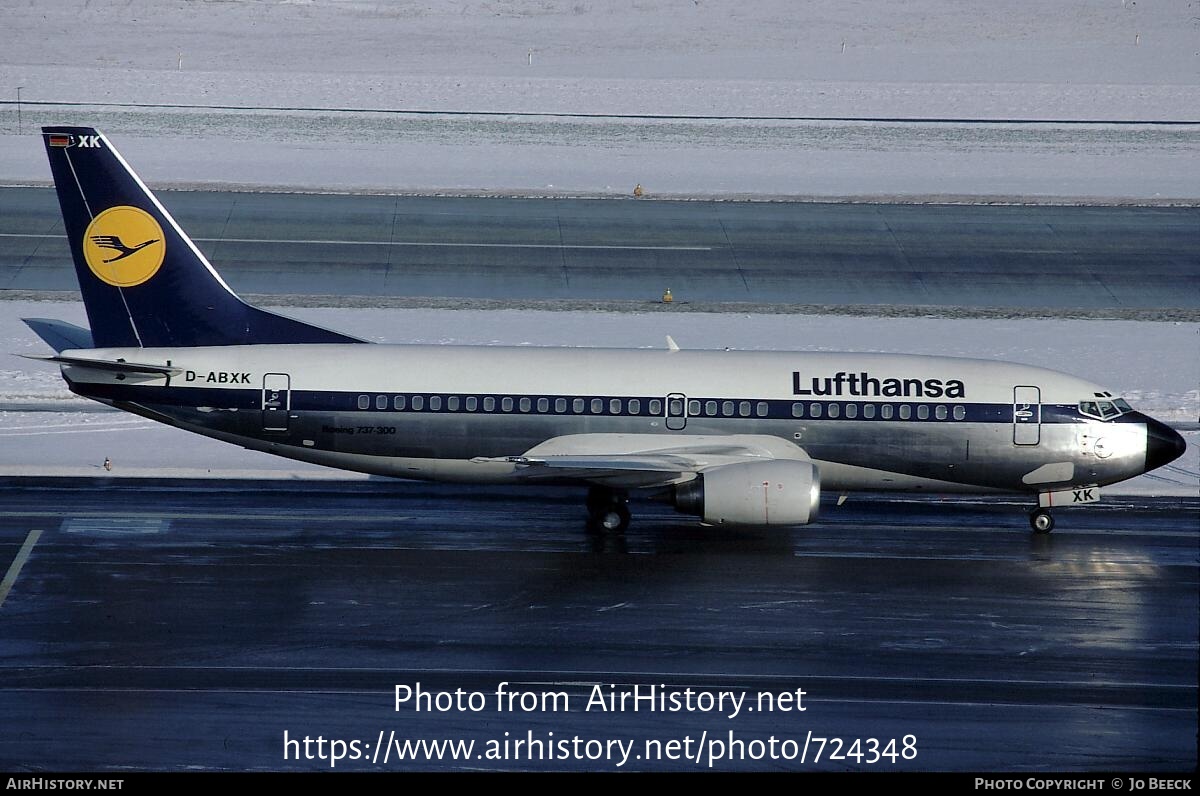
[
  {"left": 586, "top": 487, "right": 631, "bottom": 534},
  {"left": 1029, "top": 508, "right": 1055, "bottom": 534}
]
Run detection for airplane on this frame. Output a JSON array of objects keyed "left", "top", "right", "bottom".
[{"left": 22, "top": 126, "right": 1187, "bottom": 535}]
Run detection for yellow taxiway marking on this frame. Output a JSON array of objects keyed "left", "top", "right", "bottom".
[{"left": 0, "top": 529, "right": 43, "bottom": 610}]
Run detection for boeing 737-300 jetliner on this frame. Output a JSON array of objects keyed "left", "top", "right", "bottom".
[{"left": 23, "top": 127, "right": 1186, "bottom": 534}]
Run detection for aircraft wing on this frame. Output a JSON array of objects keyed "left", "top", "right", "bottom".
[{"left": 474, "top": 433, "right": 812, "bottom": 488}]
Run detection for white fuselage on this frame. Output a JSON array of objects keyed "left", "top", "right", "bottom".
[{"left": 60, "top": 344, "right": 1156, "bottom": 494}]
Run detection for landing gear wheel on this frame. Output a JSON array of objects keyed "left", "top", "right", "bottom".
[
  {"left": 1030, "top": 509, "right": 1055, "bottom": 534},
  {"left": 592, "top": 503, "right": 631, "bottom": 534},
  {"left": 585, "top": 487, "right": 631, "bottom": 535}
]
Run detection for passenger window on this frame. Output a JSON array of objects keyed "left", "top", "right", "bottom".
[
  {"left": 791, "top": 402, "right": 804, "bottom": 418},
  {"left": 722, "top": 401, "right": 735, "bottom": 416},
  {"left": 629, "top": 398, "right": 641, "bottom": 415},
  {"left": 591, "top": 398, "right": 604, "bottom": 414},
  {"left": 707, "top": 400, "right": 718, "bottom": 416},
  {"left": 828, "top": 403, "right": 840, "bottom": 419},
  {"left": 845, "top": 403, "right": 858, "bottom": 419},
  {"left": 649, "top": 399, "right": 662, "bottom": 415},
  {"left": 935, "top": 405, "right": 947, "bottom": 420},
  {"left": 899, "top": 405, "right": 911, "bottom": 420},
  {"left": 519, "top": 397, "right": 531, "bottom": 412},
  {"left": 953, "top": 405, "right": 965, "bottom": 420},
  {"left": 610, "top": 398, "right": 622, "bottom": 414},
  {"left": 447, "top": 396, "right": 460, "bottom": 411},
  {"left": 573, "top": 398, "right": 585, "bottom": 413},
  {"left": 484, "top": 396, "right": 495, "bottom": 412},
  {"left": 863, "top": 404, "right": 876, "bottom": 419},
  {"left": 917, "top": 405, "right": 929, "bottom": 420},
  {"left": 376, "top": 395, "right": 388, "bottom": 410},
  {"left": 756, "top": 402, "right": 768, "bottom": 417},
  {"left": 393, "top": 395, "right": 406, "bottom": 411},
  {"left": 412, "top": 395, "right": 425, "bottom": 411},
  {"left": 357, "top": 395, "right": 370, "bottom": 410},
  {"left": 429, "top": 395, "right": 442, "bottom": 411},
  {"left": 669, "top": 398, "right": 684, "bottom": 415},
  {"left": 738, "top": 401, "right": 751, "bottom": 417},
  {"left": 689, "top": 400, "right": 701, "bottom": 416},
  {"left": 501, "top": 397, "right": 513, "bottom": 412},
  {"left": 466, "top": 396, "right": 478, "bottom": 411},
  {"left": 537, "top": 397, "right": 549, "bottom": 413},
  {"left": 555, "top": 398, "right": 566, "bottom": 413},
  {"left": 810, "top": 403, "right": 822, "bottom": 418},
  {"left": 881, "top": 404, "right": 893, "bottom": 419}
]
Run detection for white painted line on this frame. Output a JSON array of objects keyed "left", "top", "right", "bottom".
[
  {"left": 0, "top": 511, "right": 416, "bottom": 524},
  {"left": 207, "top": 237, "right": 713, "bottom": 252},
  {"left": 62, "top": 518, "right": 163, "bottom": 535},
  {"left": 0, "top": 232, "right": 711, "bottom": 252},
  {"left": 0, "top": 529, "right": 43, "bottom": 610}
]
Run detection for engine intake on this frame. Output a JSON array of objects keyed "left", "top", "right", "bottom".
[{"left": 673, "top": 460, "right": 821, "bottom": 526}]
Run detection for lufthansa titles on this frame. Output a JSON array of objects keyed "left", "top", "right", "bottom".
[{"left": 793, "top": 371, "right": 966, "bottom": 399}]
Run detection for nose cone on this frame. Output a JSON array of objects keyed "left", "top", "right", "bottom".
[{"left": 1145, "top": 417, "right": 1186, "bottom": 473}]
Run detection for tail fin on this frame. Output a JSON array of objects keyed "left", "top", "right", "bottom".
[{"left": 41, "top": 126, "right": 362, "bottom": 348}]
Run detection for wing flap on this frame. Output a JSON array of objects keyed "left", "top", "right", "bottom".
[{"left": 474, "top": 433, "right": 810, "bottom": 488}]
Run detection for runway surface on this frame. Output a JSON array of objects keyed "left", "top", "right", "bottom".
[
  {"left": 0, "top": 477, "right": 1195, "bottom": 771},
  {"left": 2, "top": 187, "right": 1197, "bottom": 309}
]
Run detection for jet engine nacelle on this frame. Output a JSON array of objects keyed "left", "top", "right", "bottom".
[{"left": 672, "top": 460, "right": 821, "bottom": 526}]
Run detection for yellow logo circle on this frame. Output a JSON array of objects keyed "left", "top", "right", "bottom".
[{"left": 82, "top": 206, "right": 166, "bottom": 287}]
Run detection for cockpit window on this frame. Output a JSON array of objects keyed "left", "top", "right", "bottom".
[{"left": 1078, "top": 398, "right": 1133, "bottom": 421}]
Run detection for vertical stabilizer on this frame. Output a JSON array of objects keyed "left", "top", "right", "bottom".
[{"left": 41, "top": 126, "right": 362, "bottom": 348}]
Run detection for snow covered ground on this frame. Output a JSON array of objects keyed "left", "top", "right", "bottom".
[
  {"left": 4, "top": 0, "right": 1197, "bottom": 115},
  {"left": 1, "top": 0, "right": 1198, "bottom": 198}
]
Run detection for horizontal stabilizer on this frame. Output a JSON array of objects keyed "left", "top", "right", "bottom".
[
  {"left": 22, "top": 318, "right": 95, "bottom": 352},
  {"left": 20, "top": 353, "right": 182, "bottom": 376}
]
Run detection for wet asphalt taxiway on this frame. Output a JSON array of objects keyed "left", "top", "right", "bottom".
[{"left": 0, "top": 477, "right": 1195, "bottom": 771}]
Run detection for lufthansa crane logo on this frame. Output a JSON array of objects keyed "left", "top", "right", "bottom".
[{"left": 82, "top": 206, "right": 165, "bottom": 287}]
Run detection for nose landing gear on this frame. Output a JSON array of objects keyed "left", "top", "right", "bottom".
[
  {"left": 1030, "top": 508, "right": 1055, "bottom": 534},
  {"left": 586, "top": 487, "right": 631, "bottom": 534}
]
